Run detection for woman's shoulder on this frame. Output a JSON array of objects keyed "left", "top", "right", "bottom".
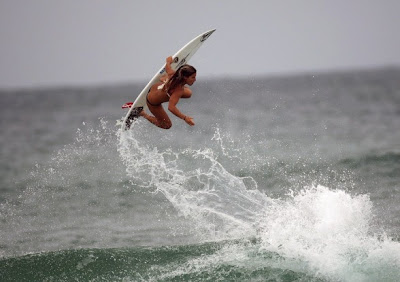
[
  {"left": 170, "top": 84, "right": 185, "bottom": 92},
  {"left": 182, "top": 87, "right": 192, "bottom": 98},
  {"left": 170, "top": 85, "right": 191, "bottom": 98}
]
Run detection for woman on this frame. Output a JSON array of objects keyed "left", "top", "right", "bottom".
[{"left": 139, "top": 56, "right": 196, "bottom": 129}]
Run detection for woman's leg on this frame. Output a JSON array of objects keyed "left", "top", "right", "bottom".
[{"left": 140, "top": 104, "right": 172, "bottom": 129}]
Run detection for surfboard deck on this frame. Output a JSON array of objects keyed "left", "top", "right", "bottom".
[{"left": 120, "top": 29, "right": 216, "bottom": 131}]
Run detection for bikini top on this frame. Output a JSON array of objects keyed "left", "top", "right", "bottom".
[{"left": 157, "top": 83, "right": 171, "bottom": 98}]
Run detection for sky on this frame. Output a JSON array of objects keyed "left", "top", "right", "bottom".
[{"left": 1, "top": 0, "right": 399, "bottom": 89}]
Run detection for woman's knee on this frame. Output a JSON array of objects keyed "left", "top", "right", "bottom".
[{"left": 161, "top": 121, "right": 172, "bottom": 129}]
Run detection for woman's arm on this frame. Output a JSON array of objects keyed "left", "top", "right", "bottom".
[{"left": 168, "top": 92, "right": 195, "bottom": 126}]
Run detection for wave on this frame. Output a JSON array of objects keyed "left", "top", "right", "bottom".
[
  {"left": 0, "top": 241, "right": 322, "bottom": 282},
  {"left": 1, "top": 236, "right": 399, "bottom": 282}
]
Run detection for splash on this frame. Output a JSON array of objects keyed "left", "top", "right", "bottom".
[{"left": 118, "top": 127, "right": 271, "bottom": 241}]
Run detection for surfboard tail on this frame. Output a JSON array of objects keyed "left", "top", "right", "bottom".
[{"left": 124, "top": 107, "right": 143, "bottom": 130}]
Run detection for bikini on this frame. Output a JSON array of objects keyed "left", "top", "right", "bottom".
[{"left": 146, "top": 83, "right": 171, "bottom": 107}]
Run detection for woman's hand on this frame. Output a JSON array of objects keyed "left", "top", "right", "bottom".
[{"left": 184, "top": 115, "right": 195, "bottom": 126}]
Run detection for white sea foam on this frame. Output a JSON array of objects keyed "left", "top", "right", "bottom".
[{"left": 258, "top": 185, "right": 400, "bottom": 281}]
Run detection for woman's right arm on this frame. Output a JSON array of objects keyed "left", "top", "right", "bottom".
[
  {"left": 165, "top": 56, "right": 175, "bottom": 78},
  {"left": 159, "top": 56, "right": 175, "bottom": 82}
]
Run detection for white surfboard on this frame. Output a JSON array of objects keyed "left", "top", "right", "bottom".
[{"left": 120, "top": 29, "right": 216, "bottom": 130}]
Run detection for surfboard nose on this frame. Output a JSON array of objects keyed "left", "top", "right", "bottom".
[{"left": 200, "top": 29, "right": 216, "bottom": 42}]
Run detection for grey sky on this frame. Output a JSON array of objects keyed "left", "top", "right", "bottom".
[{"left": 1, "top": 0, "right": 399, "bottom": 89}]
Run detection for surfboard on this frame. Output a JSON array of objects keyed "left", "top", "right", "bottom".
[{"left": 120, "top": 29, "right": 216, "bottom": 130}]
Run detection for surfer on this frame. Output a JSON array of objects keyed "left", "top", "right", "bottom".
[{"left": 139, "top": 56, "right": 196, "bottom": 129}]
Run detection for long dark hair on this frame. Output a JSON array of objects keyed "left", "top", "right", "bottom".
[{"left": 164, "top": 64, "right": 196, "bottom": 93}]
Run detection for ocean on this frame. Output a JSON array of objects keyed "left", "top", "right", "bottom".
[{"left": 0, "top": 68, "right": 399, "bottom": 281}]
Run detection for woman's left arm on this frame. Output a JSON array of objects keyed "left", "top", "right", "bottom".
[{"left": 168, "top": 92, "right": 195, "bottom": 126}]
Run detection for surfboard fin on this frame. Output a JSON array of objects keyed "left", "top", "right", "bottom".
[
  {"left": 122, "top": 102, "right": 133, "bottom": 109},
  {"left": 124, "top": 106, "right": 143, "bottom": 130}
]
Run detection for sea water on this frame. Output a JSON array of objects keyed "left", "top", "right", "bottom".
[{"left": 0, "top": 68, "right": 399, "bottom": 281}]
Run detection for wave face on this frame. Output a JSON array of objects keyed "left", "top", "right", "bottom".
[
  {"left": 0, "top": 242, "right": 319, "bottom": 282},
  {"left": 1, "top": 236, "right": 399, "bottom": 282}
]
